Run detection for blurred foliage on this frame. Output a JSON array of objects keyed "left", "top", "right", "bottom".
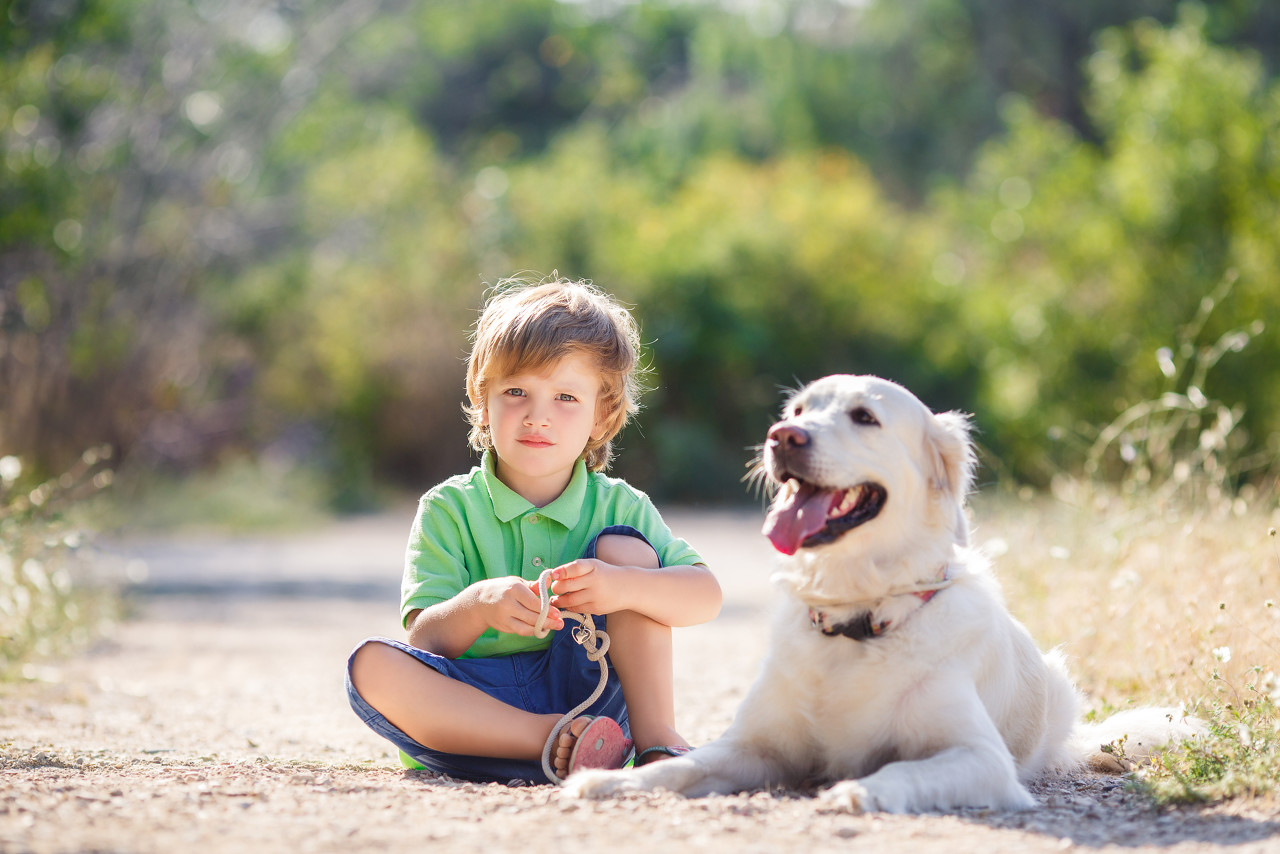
[
  {"left": 96, "top": 453, "right": 332, "bottom": 533},
  {"left": 1, "top": 0, "right": 1278, "bottom": 505},
  {"left": 940, "top": 5, "right": 1280, "bottom": 484},
  {"left": 0, "top": 448, "right": 115, "bottom": 674}
]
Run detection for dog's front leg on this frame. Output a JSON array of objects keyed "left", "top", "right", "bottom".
[
  {"left": 821, "top": 684, "right": 1035, "bottom": 814},
  {"left": 564, "top": 737, "right": 783, "bottom": 799},
  {"left": 821, "top": 742, "right": 1034, "bottom": 813}
]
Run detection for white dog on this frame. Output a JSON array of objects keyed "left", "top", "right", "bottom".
[{"left": 567, "top": 374, "right": 1200, "bottom": 812}]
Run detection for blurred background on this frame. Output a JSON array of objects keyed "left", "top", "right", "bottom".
[{"left": 2, "top": 0, "right": 1278, "bottom": 514}]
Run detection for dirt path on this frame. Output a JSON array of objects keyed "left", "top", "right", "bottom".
[{"left": 2, "top": 509, "right": 1278, "bottom": 853}]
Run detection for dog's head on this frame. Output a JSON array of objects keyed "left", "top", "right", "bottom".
[{"left": 760, "top": 375, "right": 974, "bottom": 561}]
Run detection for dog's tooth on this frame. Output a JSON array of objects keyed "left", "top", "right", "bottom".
[
  {"left": 829, "top": 487, "right": 858, "bottom": 519},
  {"left": 843, "top": 487, "right": 862, "bottom": 513}
]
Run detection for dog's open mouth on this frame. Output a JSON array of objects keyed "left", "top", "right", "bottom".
[{"left": 763, "top": 479, "right": 887, "bottom": 556}]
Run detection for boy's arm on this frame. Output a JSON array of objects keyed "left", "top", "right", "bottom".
[
  {"left": 621, "top": 561, "right": 723, "bottom": 627},
  {"left": 406, "top": 576, "right": 567, "bottom": 658},
  {"left": 548, "top": 560, "right": 722, "bottom": 628}
]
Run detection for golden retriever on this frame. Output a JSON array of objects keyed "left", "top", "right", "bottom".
[{"left": 566, "top": 375, "right": 1200, "bottom": 812}]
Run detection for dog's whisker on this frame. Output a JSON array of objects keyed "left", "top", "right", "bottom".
[{"left": 741, "top": 448, "right": 776, "bottom": 501}]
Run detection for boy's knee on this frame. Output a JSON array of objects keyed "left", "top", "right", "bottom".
[
  {"left": 609, "top": 608, "right": 670, "bottom": 637},
  {"left": 350, "top": 641, "right": 407, "bottom": 697},
  {"left": 594, "top": 533, "right": 659, "bottom": 569}
]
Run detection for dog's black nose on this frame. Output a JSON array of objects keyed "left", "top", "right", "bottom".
[{"left": 768, "top": 423, "right": 810, "bottom": 449}]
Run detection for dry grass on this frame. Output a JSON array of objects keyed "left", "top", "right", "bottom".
[{"left": 973, "top": 484, "right": 1280, "bottom": 803}]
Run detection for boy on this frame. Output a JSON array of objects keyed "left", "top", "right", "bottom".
[{"left": 346, "top": 278, "right": 722, "bottom": 783}]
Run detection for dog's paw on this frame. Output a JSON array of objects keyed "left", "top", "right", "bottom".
[
  {"left": 561, "top": 768, "right": 640, "bottom": 799},
  {"left": 818, "top": 780, "right": 875, "bottom": 813},
  {"left": 1086, "top": 748, "right": 1132, "bottom": 774}
]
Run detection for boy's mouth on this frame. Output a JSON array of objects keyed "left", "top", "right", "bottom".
[{"left": 518, "top": 435, "right": 554, "bottom": 448}]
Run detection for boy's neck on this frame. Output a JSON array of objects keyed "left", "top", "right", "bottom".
[{"left": 493, "top": 459, "right": 576, "bottom": 508}]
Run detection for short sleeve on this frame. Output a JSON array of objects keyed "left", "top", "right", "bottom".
[
  {"left": 621, "top": 493, "right": 705, "bottom": 569},
  {"left": 400, "top": 493, "right": 472, "bottom": 629}
]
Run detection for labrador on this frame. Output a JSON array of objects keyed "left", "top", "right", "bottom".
[{"left": 566, "top": 375, "right": 1200, "bottom": 812}]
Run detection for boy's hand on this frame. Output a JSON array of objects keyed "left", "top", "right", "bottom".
[
  {"left": 472, "top": 576, "right": 565, "bottom": 636},
  {"left": 547, "top": 559, "right": 629, "bottom": 616}
]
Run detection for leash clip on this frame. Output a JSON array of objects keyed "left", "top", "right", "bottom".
[{"left": 808, "top": 607, "right": 826, "bottom": 633}]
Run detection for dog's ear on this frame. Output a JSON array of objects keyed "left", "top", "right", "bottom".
[{"left": 924, "top": 410, "right": 975, "bottom": 501}]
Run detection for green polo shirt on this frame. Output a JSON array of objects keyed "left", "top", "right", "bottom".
[{"left": 402, "top": 451, "right": 704, "bottom": 659}]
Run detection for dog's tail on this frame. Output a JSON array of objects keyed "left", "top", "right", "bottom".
[{"left": 1068, "top": 707, "right": 1206, "bottom": 773}]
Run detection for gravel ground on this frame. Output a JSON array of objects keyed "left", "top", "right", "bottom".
[{"left": 2, "top": 509, "right": 1279, "bottom": 853}]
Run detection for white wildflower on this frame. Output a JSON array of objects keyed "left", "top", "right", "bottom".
[
  {"left": 1110, "top": 568, "right": 1141, "bottom": 590},
  {"left": 0, "top": 455, "right": 20, "bottom": 484},
  {"left": 1262, "top": 672, "right": 1280, "bottom": 705},
  {"left": 1212, "top": 646, "right": 1232, "bottom": 663}
]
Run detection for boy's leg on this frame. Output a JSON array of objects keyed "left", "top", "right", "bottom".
[
  {"left": 350, "top": 641, "right": 560, "bottom": 760},
  {"left": 585, "top": 533, "right": 690, "bottom": 756}
]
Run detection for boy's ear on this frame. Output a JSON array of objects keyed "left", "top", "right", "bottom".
[{"left": 590, "top": 401, "right": 615, "bottom": 442}]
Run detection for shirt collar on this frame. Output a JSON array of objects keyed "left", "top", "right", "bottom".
[{"left": 481, "top": 451, "right": 588, "bottom": 528}]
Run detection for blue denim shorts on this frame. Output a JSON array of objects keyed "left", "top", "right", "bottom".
[{"left": 346, "top": 525, "right": 650, "bottom": 784}]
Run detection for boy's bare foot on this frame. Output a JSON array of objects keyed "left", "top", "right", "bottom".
[{"left": 552, "top": 716, "right": 630, "bottom": 779}]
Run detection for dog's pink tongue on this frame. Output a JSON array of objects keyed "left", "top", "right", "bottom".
[{"left": 763, "top": 482, "right": 837, "bottom": 555}]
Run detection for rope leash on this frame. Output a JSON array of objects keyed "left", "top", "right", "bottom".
[{"left": 532, "top": 568, "right": 610, "bottom": 785}]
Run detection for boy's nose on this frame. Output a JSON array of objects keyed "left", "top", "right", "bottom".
[{"left": 523, "top": 402, "right": 551, "bottom": 426}]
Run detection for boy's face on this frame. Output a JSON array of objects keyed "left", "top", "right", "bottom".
[{"left": 481, "top": 351, "right": 606, "bottom": 506}]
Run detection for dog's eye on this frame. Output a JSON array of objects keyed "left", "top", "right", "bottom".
[{"left": 850, "top": 407, "right": 879, "bottom": 426}]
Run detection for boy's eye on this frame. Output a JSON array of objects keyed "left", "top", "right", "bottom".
[
  {"left": 504, "top": 388, "right": 526, "bottom": 397},
  {"left": 556, "top": 393, "right": 577, "bottom": 402}
]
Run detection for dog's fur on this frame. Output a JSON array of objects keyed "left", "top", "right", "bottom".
[{"left": 567, "top": 375, "right": 1201, "bottom": 812}]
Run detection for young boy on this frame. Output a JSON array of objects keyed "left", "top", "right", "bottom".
[{"left": 346, "top": 278, "right": 722, "bottom": 783}]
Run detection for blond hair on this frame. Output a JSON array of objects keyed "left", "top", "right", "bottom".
[{"left": 465, "top": 276, "right": 644, "bottom": 471}]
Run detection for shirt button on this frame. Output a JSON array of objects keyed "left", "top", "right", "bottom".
[
  {"left": 527, "top": 515, "right": 540, "bottom": 524},
  {"left": 532, "top": 557, "right": 543, "bottom": 567}
]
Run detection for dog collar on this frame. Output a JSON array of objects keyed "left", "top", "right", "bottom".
[
  {"left": 808, "top": 572, "right": 950, "bottom": 642},
  {"left": 809, "top": 607, "right": 891, "bottom": 640}
]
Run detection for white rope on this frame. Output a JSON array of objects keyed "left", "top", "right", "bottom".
[
  {"left": 794, "top": 570, "right": 956, "bottom": 609},
  {"left": 533, "top": 568, "right": 611, "bottom": 785},
  {"left": 885, "top": 577, "right": 956, "bottom": 597}
]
